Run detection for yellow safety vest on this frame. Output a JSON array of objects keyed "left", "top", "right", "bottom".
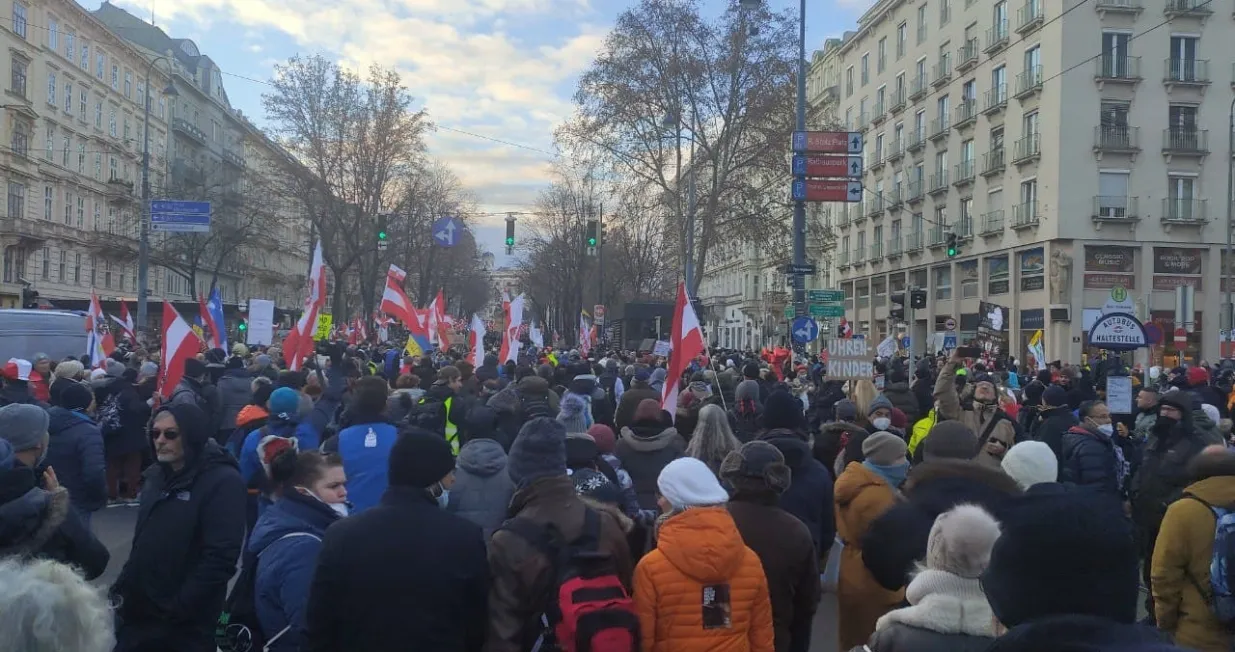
[
  {"left": 444, "top": 396, "right": 458, "bottom": 455},
  {"left": 909, "top": 409, "right": 937, "bottom": 456}
]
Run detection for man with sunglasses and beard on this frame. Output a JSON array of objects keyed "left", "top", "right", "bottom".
[{"left": 110, "top": 403, "right": 245, "bottom": 652}]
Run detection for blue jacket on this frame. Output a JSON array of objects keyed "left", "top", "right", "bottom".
[
  {"left": 248, "top": 491, "right": 338, "bottom": 651},
  {"left": 757, "top": 428, "right": 836, "bottom": 555},
  {"left": 44, "top": 407, "right": 107, "bottom": 513},
  {"left": 334, "top": 422, "right": 400, "bottom": 514},
  {"left": 447, "top": 438, "right": 514, "bottom": 539},
  {"left": 237, "top": 369, "right": 345, "bottom": 488},
  {"left": 1060, "top": 425, "right": 1124, "bottom": 498}
]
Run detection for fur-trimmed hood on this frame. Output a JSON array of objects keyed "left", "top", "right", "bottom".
[
  {"left": 580, "top": 495, "right": 634, "bottom": 534},
  {"left": 820, "top": 420, "right": 867, "bottom": 439},
  {"left": 0, "top": 475, "right": 69, "bottom": 556},
  {"left": 877, "top": 569, "right": 998, "bottom": 637}
]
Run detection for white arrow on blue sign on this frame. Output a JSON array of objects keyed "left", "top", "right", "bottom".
[
  {"left": 432, "top": 216, "right": 462, "bottom": 247},
  {"left": 791, "top": 316, "right": 819, "bottom": 343}
]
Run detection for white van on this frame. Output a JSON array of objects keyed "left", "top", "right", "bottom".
[{"left": 0, "top": 309, "right": 88, "bottom": 363}]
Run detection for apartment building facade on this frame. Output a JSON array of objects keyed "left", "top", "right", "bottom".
[{"left": 817, "top": 0, "right": 1233, "bottom": 363}]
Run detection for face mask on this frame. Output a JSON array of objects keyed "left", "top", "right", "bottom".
[
  {"left": 872, "top": 417, "right": 891, "bottom": 431},
  {"left": 330, "top": 502, "right": 349, "bottom": 518},
  {"left": 435, "top": 482, "right": 450, "bottom": 509},
  {"left": 1155, "top": 416, "right": 1179, "bottom": 432},
  {"left": 1096, "top": 424, "right": 1114, "bottom": 437}
]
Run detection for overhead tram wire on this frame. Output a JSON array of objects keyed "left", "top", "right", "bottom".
[{"left": 853, "top": 0, "right": 1214, "bottom": 226}]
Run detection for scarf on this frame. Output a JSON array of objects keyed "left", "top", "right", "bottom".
[{"left": 863, "top": 459, "right": 910, "bottom": 488}]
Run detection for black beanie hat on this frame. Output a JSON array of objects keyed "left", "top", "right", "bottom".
[
  {"left": 388, "top": 428, "right": 456, "bottom": 489},
  {"left": 742, "top": 362, "right": 761, "bottom": 380},
  {"left": 981, "top": 491, "right": 1139, "bottom": 628},
  {"left": 184, "top": 357, "right": 207, "bottom": 379},
  {"left": 762, "top": 390, "right": 805, "bottom": 431},
  {"left": 60, "top": 382, "right": 93, "bottom": 412}
]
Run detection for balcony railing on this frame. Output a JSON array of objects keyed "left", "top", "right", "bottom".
[
  {"left": 980, "top": 210, "right": 1005, "bottom": 234},
  {"left": 927, "top": 225, "right": 948, "bottom": 247},
  {"left": 1094, "top": 125, "right": 1140, "bottom": 152},
  {"left": 838, "top": 250, "right": 850, "bottom": 267},
  {"left": 954, "top": 159, "right": 975, "bottom": 185},
  {"left": 907, "top": 179, "right": 925, "bottom": 201},
  {"left": 906, "top": 128, "right": 926, "bottom": 152},
  {"left": 1161, "top": 198, "right": 1207, "bottom": 223},
  {"left": 928, "top": 170, "right": 950, "bottom": 194},
  {"left": 890, "top": 87, "right": 907, "bottom": 113},
  {"left": 955, "top": 217, "right": 975, "bottom": 238},
  {"left": 1095, "top": 0, "right": 1142, "bottom": 12},
  {"left": 1095, "top": 55, "right": 1142, "bottom": 82},
  {"left": 886, "top": 188, "right": 902, "bottom": 210},
  {"left": 1014, "top": 65, "right": 1044, "bottom": 99},
  {"left": 867, "top": 195, "right": 885, "bottom": 216},
  {"left": 1012, "top": 200, "right": 1040, "bottom": 228},
  {"left": 872, "top": 100, "right": 887, "bottom": 123},
  {"left": 1165, "top": 58, "right": 1210, "bottom": 85},
  {"left": 906, "top": 231, "right": 924, "bottom": 251},
  {"left": 954, "top": 100, "right": 977, "bottom": 128},
  {"left": 1013, "top": 134, "right": 1041, "bottom": 163},
  {"left": 887, "top": 137, "right": 904, "bottom": 160},
  {"left": 983, "top": 85, "right": 1008, "bottom": 114},
  {"left": 982, "top": 148, "right": 1006, "bottom": 176},
  {"left": 930, "top": 115, "right": 950, "bottom": 140},
  {"left": 172, "top": 118, "right": 207, "bottom": 145},
  {"left": 932, "top": 60, "right": 953, "bottom": 87},
  {"left": 887, "top": 238, "right": 903, "bottom": 257},
  {"left": 1017, "top": 0, "right": 1045, "bottom": 32},
  {"left": 1093, "top": 195, "right": 1139, "bottom": 220},
  {"left": 957, "top": 39, "right": 980, "bottom": 72},
  {"left": 984, "top": 21, "right": 1010, "bottom": 53},
  {"left": 910, "top": 75, "right": 929, "bottom": 100},
  {"left": 1162, "top": 127, "right": 1208, "bottom": 154},
  {"left": 1163, "top": 0, "right": 1212, "bottom": 17},
  {"left": 222, "top": 149, "right": 245, "bottom": 169},
  {"left": 857, "top": 112, "right": 872, "bottom": 132}
]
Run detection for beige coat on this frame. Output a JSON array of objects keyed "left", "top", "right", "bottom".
[{"left": 933, "top": 362, "right": 1017, "bottom": 466}]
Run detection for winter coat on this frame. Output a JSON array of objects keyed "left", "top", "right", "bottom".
[
  {"left": 1193, "top": 408, "right": 1222, "bottom": 443},
  {"left": 816, "top": 421, "right": 867, "bottom": 480},
  {"left": 614, "top": 384, "right": 660, "bottom": 430},
  {"left": 985, "top": 614, "right": 1189, "bottom": 652},
  {"left": 93, "top": 375, "right": 151, "bottom": 458},
  {"left": 239, "top": 370, "right": 343, "bottom": 492},
  {"left": 634, "top": 506, "right": 775, "bottom": 652},
  {"left": 249, "top": 491, "right": 339, "bottom": 652},
  {"left": 0, "top": 380, "right": 44, "bottom": 407},
  {"left": 215, "top": 369, "right": 254, "bottom": 432},
  {"left": 757, "top": 428, "right": 836, "bottom": 555},
  {"left": 882, "top": 381, "right": 921, "bottom": 425},
  {"left": 447, "top": 438, "right": 515, "bottom": 540},
  {"left": 1032, "top": 405, "right": 1078, "bottom": 460},
  {"left": 1152, "top": 471, "right": 1235, "bottom": 652},
  {"left": 111, "top": 440, "right": 245, "bottom": 651},
  {"left": 44, "top": 407, "right": 107, "bottom": 514},
  {"left": 861, "top": 459, "right": 1021, "bottom": 592},
  {"left": 859, "top": 569, "right": 998, "bottom": 652},
  {"left": 1134, "top": 408, "right": 1158, "bottom": 441},
  {"left": 1060, "top": 424, "right": 1125, "bottom": 498},
  {"left": 306, "top": 485, "right": 488, "bottom": 652},
  {"left": 1131, "top": 409, "right": 1221, "bottom": 536},
  {"left": 385, "top": 387, "right": 426, "bottom": 423},
  {"left": 170, "top": 377, "right": 219, "bottom": 431},
  {"left": 834, "top": 461, "right": 905, "bottom": 650},
  {"left": 1193, "top": 384, "right": 1229, "bottom": 420},
  {"left": 728, "top": 493, "right": 820, "bottom": 652},
  {"left": 934, "top": 362, "right": 1017, "bottom": 466},
  {"left": 616, "top": 423, "right": 686, "bottom": 510},
  {"left": 0, "top": 462, "right": 109, "bottom": 579},
  {"left": 486, "top": 475, "right": 633, "bottom": 652},
  {"left": 730, "top": 401, "right": 764, "bottom": 443}
]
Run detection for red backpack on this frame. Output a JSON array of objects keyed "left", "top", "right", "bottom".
[{"left": 501, "top": 508, "right": 639, "bottom": 652}]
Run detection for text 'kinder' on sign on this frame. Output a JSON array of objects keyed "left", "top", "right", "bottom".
[{"left": 824, "top": 338, "right": 874, "bottom": 380}]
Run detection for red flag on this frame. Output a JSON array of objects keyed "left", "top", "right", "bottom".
[
  {"left": 158, "top": 301, "right": 198, "bottom": 400},
  {"left": 429, "top": 290, "right": 452, "bottom": 348},
  {"left": 468, "top": 313, "right": 486, "bottom": 366},
  {"left": 87, "top": 291, "right": 115, "bottom": 368},
  {"left": 379, "top": 264, "right": 416, "bottom": 329},
  {"left": 198, "top": 294, "right": 220, "bottom": 349},
  {"left": 284, "top": 241, "right": 326, "bottom": 371},
  {"left": 661, "top": 282, "right": 706, "bottom": 418},
  {"left": 111, "top": 301, "right": 136, "bottom": 343}
]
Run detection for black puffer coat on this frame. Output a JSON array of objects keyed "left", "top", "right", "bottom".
[
  {"left": 1060, "top": 424, "right": 1124, "bottom": 498},
  {"left": 0, "top": 461, "right": 109, "bottom": 580}
]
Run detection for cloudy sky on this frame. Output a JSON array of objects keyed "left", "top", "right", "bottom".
[{"left": 101, "top": 0, "right": 873, "bottom": 264}]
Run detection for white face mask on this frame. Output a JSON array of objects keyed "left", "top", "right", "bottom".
[
  {"left": 329, "top": 502, "right": 349, "bottom": 517},
  {"left": 872, "top": 417, "right": 891, "bottom": 431},
  {"left": 435, "top": 482, "right": 450, "bottom": 509},
  {"left": 297, "top": 486, "right": 348, "bottom": 517},
  {"left": 1096, "top": 423, "right": 1114, "bottom": 437}
]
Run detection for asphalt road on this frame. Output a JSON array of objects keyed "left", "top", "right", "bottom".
[{"left": 91, "top": 506, "right": 842, "bottom": 652}]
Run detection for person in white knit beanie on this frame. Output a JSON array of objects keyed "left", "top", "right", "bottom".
[
  {"left": 860, "top": 504, "right": 1002, "bottom": 652},
  {"left": 999, "top": 441, "right": 1058, "bottom": 491}
]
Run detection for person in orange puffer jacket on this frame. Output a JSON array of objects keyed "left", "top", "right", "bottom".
[{"left": 634, "top": 457, "right": 774, "bottom": 652}]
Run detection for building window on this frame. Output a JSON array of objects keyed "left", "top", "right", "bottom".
[
  {"left": 63, "top": 82, "right": 71, "bottom": 114},
  {"left": 94, "top": 152, "right": 101, "bottom": 179},
  {"left": 109, "top": 109, "right": 116, "bottom": 137},
  {"left": 6, "top": 182, "right": 24, "bottom": 219},
  {"left": 47, "top": 17, "right": 57, "bottom": 50},
  {"left": 61, "top": 135, "right": 69, "bottom": 166},
  {"left": 96, "top": 52, "right": 104, "bottom": 80},
  {"left": 74, "top": 253, "right": 80, "bottom": 284},
  {"left": 42, "top": 186, "right": 51, "bottom": 219},
  {"left": 93, "top": 201, "right": 100, "bottom": 230},
  {"left": 917, "top": 4, "right": 928, "bottom": 44},
  {"left": 63, "top": 190, "right": 71, "bottom": 224},
  {"left": 58, "top": 250, "right": 65, "bottom": 281},
  {"left": 9, "top": 122, "right": 28, "bottom": 158},
  {"left": 1097, "top": 171, "right": 1131, "bottom": 218},
  {"left": 104, "top": 260, "right": 111, "bottom": 289},
  {"left": 158, "top": 96, "right": 165, "bottom": 119},
  {"left": 877, "top": 37, "right": 887, "bottom": 73},
  {"left": 41, "top": 246, "right": 48, "bottom": 279},
  {"left": 111, "top": 64, "right": 118, "bottom": 90},
  {"left": 124, "top": 71, "right": 131, "bottom": 98},
  {"left": 940, "top": 0, "right": 951, "bottom": 24},
  {"left": 845, "top": 66, "right": 854, "bottom": 97},
  {"left": 897, "top": 22, "right": 907, "bottom": 59},
  {"left": 65, "top": 30, "right": 74, "bottom": 61},
  {"left": 12, "top": 3, "right": 26, "bottom": 39},
  {"left": 934, "top": 265, "right": 952, "bottom": 300},
  {"left": 46, "top": 71, "right": 55, "bottom": 105},
  {"left": 124, "top": 117, "right": 130, "bottom": 141},
  {"left": 861, "top": 53, "right": 870, "bottom": 86},
  {"left": 137, "top": 81, "right": 145, "bottom": 106},
  {"left": 109, "top": 157, "right": 117, "bottom": 181},
  {"left": 80, "top": 42, "right": 88, "bottom": 70},
  {"left": 76, "top": 196, "right": 83, "bottom": 227},
  {"left": 10, "top": 58, "right": 26, "bottom": 98}
]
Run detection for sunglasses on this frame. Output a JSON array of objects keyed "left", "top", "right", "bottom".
[{"left": 150, "top": 428, "right": 180, "bottom": 441}]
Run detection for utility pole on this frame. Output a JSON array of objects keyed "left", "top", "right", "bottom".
[
  {"left": 597, "top": 202, "right": 604, "bottom": 343},
  {"left": 790, "top": 0, "right": 808, "bottom": 339},
  {"left": 1224, "top": 97, "right": 1234, "bottom": 346},
  {"left": 137, "top": 55, "right": 176, "bottom": 334}
]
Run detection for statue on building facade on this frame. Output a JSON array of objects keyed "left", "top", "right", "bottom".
[{"left": 1049, "top": 248, "right": 1072, "bottom": 304}]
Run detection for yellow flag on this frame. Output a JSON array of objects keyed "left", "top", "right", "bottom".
[
  {"left": 404, "top": 337, "right": 423, "bottom": 357},
  {"left": 547, "top": 351, "right": 558, "bottom": 367}
]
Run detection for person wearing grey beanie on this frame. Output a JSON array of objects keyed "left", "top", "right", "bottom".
[
  {"left": 489, "top": 418, "right": 635, "bottom": 647},
  {"left": 556, "top": 393, "right": 592, "bottom": 435}
]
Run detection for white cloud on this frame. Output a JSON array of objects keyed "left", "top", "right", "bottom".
[{"left": 117, "top": 0, "right": 609, "bottom": 212}]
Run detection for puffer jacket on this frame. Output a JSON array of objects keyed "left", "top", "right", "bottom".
[
  {"left": 616, "top": 423, "right": 686, "bottom": 510},
  {"left": 882, "top": 381, "right": 921, "bottom": 426},
  {"left": 447, "top": 438, "right": 515, "bottom": 540},
  {"left": 215, "top": 369, "right": 253, "bottom": 432},
  {"left": 1060, "top": 424, "right": 1125, "bottom": 498},
  {"left": 634, "top": 506, "right": 774, "bottom": 652},
  {"left": 1032, "top": 405, "right": 1078, "bottom": 459},
  {"left": 934, "top": 362, "right": 1017, "bottom": 466},
  {"left": 1151, "top": 454, "right": 1235, "bottom": 652},
  {"left": 757, "top": 428, "right": 835, "bottom": 555},
  {"left": 835, "top": 461, "right": 904, "bottom": 650},
  {"left": 44, "top": 407, "right": 107, "bottom": 515}
]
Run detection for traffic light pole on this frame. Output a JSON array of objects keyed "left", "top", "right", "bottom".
[{"left": 906, "top": 287, "right": 915, "bottom": 373}]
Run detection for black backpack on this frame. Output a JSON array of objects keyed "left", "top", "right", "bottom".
[
  {"left": 405, "top": 396, "right": 448, "bottom": 435},
  {"left": 216, "top": 532, "right": 320, "bottom": 652}
]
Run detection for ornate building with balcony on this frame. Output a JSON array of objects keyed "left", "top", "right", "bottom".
[{"left": 812, "top": 0, "right": 1235, "bottom": 363}]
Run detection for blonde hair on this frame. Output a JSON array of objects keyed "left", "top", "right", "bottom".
[
  {"left": 686, "top": 404, "right": 742, "bottom": 474},
  {"left": 52, "top": 360, "right": 84, "bottom": 381},
  {"left": 852, "top": 379, "right": 878, "bottom": 426},
  {"left": 0, "top": 558, "right": 115, "bottom": 652}
]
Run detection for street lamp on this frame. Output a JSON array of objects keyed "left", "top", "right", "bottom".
[{"left": 137, "top": 55, "right": 178, "bottom": 335}]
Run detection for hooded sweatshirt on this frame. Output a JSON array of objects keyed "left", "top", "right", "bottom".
[{"left": 447, "top": 438, "right": 515, "bottom": 539}]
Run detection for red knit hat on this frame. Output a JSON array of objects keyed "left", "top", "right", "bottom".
[
  {"left": 1188, "top": 366, "right": 1209, "bottom": 387},
  {"left": 588, "top": 424, "right": 616, "bottom": 453}
]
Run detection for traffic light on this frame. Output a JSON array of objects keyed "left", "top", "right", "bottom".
[
  {"left": 237, "top": 318, "right": 248, "bottom": 333},
  {"left": 910, "top": 288, "right": 928, "bottom": 309},
  {"left": 20, "top": 287, "right": 38, "bottom": 309},
  {"left": 946, "top": 231, "right": 959, "bottom": 258},
  {"left": 889, "top": 292, "right": 906, "bottom": 322},
  {"left": 505, "top": 219, "right": 515, "bottom": 248},
  {"left": 585, "top": 220, "right": 599, "bottom": 253},
  {"left": 376, "top": 213, "right": 389, "bottom": 242}
]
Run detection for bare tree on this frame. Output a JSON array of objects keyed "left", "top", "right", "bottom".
[
  {"left": 599, "top": 182, "right": 675, "bottom": 304},
  {"left": 261, "top": 55, "right": 429, "bottom": 319},
  {"left": 557, "top": 0, "right": 797, "bottom": 297}
]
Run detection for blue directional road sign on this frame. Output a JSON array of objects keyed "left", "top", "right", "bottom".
[
  {"left": 432, "top": 216, "right": 462, "bottom": 247},
  {"left": 901, "top": 336, "right": 911, "bottom": 349},
  {"left": 791, "top": 316, "right": 819, "bottom": 344},
  {"left": 150, "top": 200, "right": 212, "bottom": 233}
]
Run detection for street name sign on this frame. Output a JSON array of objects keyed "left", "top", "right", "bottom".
[
  {"left": 791, "top": 131, "right": 863, "bottom": 154},
  {"left": 792, "top": 155, "right": 863, "bottom": 178},
  {"left": 791, "top": 179, "right": 863, "bottom": 203}
]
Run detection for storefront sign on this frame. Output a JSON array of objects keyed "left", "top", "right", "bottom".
[
  {"left": 1088, "top": 312, "right": 1148, "bottom": 351},
  {"left": 1020, "top": 308, "right": 1044, "bottom": 331},
  {"left": 1020, "top": 247, "right": 1045, "bottom": 292},
  {"left": 1153, "top": 247, "right": 1203, "bottom": 275},
  {"left": 1021, "top": 275, "right": 1045, "bottom": 292},
  {"left": 1085, "top": 246, "right": 1136, "bottom": 273},
  {"left": 1152, "top": 275, "right": 1203, "bottom": 291},
  {"left": 1084, "top": 273, "right": 1135, "bottom": 290}
]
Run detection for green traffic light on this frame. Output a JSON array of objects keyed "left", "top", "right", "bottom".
[
  {"left": 947, "top": 247, "right": 957, "bottom": 257},
  {"left": 505, "top": 237, "right": 515, "bottom": 246},
  {"left": 238, "top": 321, "right": 247, "bottom": 331},
  {"left": 588, "top": 238, "right": 597, "bottom": 246},
  {"left": 378, "top": 230, "right": 388, "bottom": 240}
]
